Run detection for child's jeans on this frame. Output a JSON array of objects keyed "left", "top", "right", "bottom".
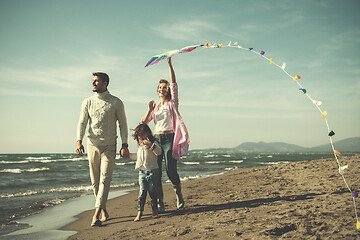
[{"left": 137, "top": 168, "right": 159, "bottom": 211}]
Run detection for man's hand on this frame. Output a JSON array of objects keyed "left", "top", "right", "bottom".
[
  {"left": 120, "top": 147, "right": 130, "bottom": 158},
  {"left": 76, "top": 141, "right": 84, "bottom": 156}
]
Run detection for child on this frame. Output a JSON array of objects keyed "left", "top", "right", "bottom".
[{"left": 132, "top": 123, "right": 162, "bottom": 222}]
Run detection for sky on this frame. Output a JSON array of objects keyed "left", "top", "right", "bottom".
[{"left": 0, "top": 0, "right": 359, "bottom": 153}]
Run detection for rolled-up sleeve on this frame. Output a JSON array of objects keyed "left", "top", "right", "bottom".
[
  {"left": 170, "top": 82, "right": 179, "bottom": 109},
  {"left": 151, "top": 141, "right": 162, "bottom": 156}
]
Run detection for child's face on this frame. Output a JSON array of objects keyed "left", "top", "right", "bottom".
[{"left": 138, "top": 134, "right": 148, "bottom": 143}]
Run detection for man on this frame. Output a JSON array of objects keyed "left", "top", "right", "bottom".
[{"left": 76, "top": 72, "right": 129, "bottom": 227}]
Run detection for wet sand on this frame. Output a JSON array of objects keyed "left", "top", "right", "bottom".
[{"left": 62, "top": 155, "right": 360, "bottom": 239}]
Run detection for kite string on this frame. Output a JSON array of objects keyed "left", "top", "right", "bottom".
[{"left": 208, "top": 43, "right": 359, "bottom": 223}]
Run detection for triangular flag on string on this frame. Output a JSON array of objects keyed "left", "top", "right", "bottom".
[
  {"left": 322, "top": 111, "right": 327, "bottom": 119},
  {"left": 281, "top": 62, "right": 286, "bottom": 70},
  {"left": 339, "top": 165, "right": 348, "bottom": 175}
]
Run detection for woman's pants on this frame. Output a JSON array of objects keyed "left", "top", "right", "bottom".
[{"left": 154, "top": 133, "right": 181, "bottom": 202}]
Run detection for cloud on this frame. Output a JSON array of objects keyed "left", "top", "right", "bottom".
[
  {"left": 0, "top": 51, "right": 145, "bottom": 98},
  {"left": 151, "top": 18, "right": 221, "bottom": 42}
]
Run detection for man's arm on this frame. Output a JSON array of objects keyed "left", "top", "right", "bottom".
[
  {"left": 117, "top": 99, "right": 129, "bottom": 158},
  {"left": 76, "top": 100, "right": 89, "bottom": 156}
]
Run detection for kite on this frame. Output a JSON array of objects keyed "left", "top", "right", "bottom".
[
  {"left": 145, "top": 41, "right": 359, "bottom": 229},
  {"left": 145, "top": 44, "right": 203, "bottom": 67}
]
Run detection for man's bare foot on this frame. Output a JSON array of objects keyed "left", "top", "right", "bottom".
[
  {"left": 100, "top": 209, "right": 110, "bottom": 222},
  {"left": 134, "top": 211, "right": 143, "bottom": 222},
  {"left": 91, "top": 218, "right": 102, "bottom": 227},
  {"left": 91, "top": 208, "right": 102, "bottom": 226}
]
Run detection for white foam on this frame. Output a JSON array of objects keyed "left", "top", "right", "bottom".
[
  {"left": 0, "top": 167, "right": 50, "bottom": 173},
  {"left": 1, "top": 160, "right": 30, "bottom": 164},
  {"left": 115, "top": 161, "right": 135, "bottom": 166},
  {"left": 260, "top": 161, "right": 289, "bottom": 165},
  {"left": 229, "top": 160, "right": 244, "bottom": 163},
  {"left": 206, "top": 161, "right": 221, "bottom": 164},
  {"left": 0, "top": 182, "right": 137, "bottom": 199},
  {"left": 225, "top": 166, "right": 239, "bottom": 171},
  {"left": 25, "top": 157, "right": 51, "bottom": 160},
  {"left": 182, "top": 162, "right": 200, "bottom": 165},
  {"left": 1, "top": 157, "right": 86, "bottom": 164}
]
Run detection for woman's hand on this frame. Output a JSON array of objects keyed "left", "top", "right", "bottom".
[{"left": 148, "top": 100, "right": 155, "bottom": 111}]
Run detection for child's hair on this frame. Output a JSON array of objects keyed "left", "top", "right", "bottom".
[{"left": 132, "top": 122, "right": 156, "bottom": 145}]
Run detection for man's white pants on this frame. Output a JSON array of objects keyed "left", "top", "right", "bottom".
[{"left": 87, "top": 144, "right": 116, "bottom": 209}]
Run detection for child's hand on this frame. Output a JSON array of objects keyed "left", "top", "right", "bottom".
[{"left": 142, "top": 138, "right": 152, "bottom": 148}]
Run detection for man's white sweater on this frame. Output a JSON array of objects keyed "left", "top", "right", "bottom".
[{"left": 77, "top": 90, "right": 128, "bottom": 146}]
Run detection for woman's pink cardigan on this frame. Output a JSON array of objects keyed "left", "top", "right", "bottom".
[{"left": 144, "top": 83, "right": 189, "bottom": 160}]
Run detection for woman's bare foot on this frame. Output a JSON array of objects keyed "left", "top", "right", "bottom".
[
  {"left": 152, "top": 209, "right": 159, "bottom": 218},
  {"left": 134, "top": 211, "right": 143, "bottom": 222},
  {"left": 100, "top": 208, "right": 110, "bottom": 222}
]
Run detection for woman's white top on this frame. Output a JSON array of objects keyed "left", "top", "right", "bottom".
[{"left": 154, "top": 104, "right": 173, "bottom": 132}]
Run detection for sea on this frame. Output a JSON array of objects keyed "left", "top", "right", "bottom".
[{"left": 0, "top": 151, "right": 352, "bottom": 238}]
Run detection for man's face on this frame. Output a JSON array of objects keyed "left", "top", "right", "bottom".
[{"left": 92, "top": 76, "right": 107, "bottom": 93}]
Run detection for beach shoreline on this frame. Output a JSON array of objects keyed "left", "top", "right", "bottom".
[
  {"left": 62, "top": 155, "right": 360, "bottom": 239},
  {"left": 1, "top": 190, "right": 132, "bottom": 240}
]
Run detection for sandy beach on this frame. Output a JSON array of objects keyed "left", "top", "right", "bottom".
[{"left": 62, "top": 155, "right": 360, "bottom": 239}]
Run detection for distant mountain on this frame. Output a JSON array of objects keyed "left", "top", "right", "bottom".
[
  {"left": 234, "top": 142, "right": 307, "bottom": 152},
  {"left": 309, "top": 137, "right": 360, "bottom": 152},
  {"left": 190, "top": 137, "right": 360, "bottom": 153}
]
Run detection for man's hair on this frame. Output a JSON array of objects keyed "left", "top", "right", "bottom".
[{"left": 92, "top": 72, "right": 110, "bottom": 86}]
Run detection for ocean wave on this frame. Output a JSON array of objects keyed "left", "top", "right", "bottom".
[
  {"left": 1, "top": 157, "right": 86, "bottom": 164},
  {"left": 206, "top": 161, "right": 221, "bottom": 164},
  {"left": 222, "top": 155, "right": 231, "bottom": 158},
  {"left": 225, "top": 166, "right": 239, "bottom": 171},
  {"left": 115, "top": 161, "right": 135, "bottom": 166},
  {"left": 25, "top": 156, "right": 52, "bottom": 160},
  {"left": 165, "top": 174, "right": 212, "bottom": 183},
  {"left": 111, "top": 182, "right": 137, "bottom": 188},
  {"left": 0, "top": 182, "right": 137, "bottom": 199},
  {"left": 260, "top": 161, "right": 289, "bottom": 165},
  {"left": 204, "top": 154, "right": 215, "bottom": 158},
  {"left": 1, "top": 160, "right": 29, "bottom": 164},
  {"left": 182, "top": 162, "right": 200, "bottom": 165},
  {"left": 229, "top": 160, "right": 244, "bottom": 163},
  {"left": 0, "top": 167, "right": 50, "bottom": 173},
  {"left": 0, "top": 185, "right": 93, "bottom": 198}
]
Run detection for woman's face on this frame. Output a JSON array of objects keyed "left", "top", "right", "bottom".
[{"left": 157, "top": 82, "right": 169, "bottom": 98}]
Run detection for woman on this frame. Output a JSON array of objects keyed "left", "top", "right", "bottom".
[{"left": 142, "top": 57, "right": 189, "bottom": 212}]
